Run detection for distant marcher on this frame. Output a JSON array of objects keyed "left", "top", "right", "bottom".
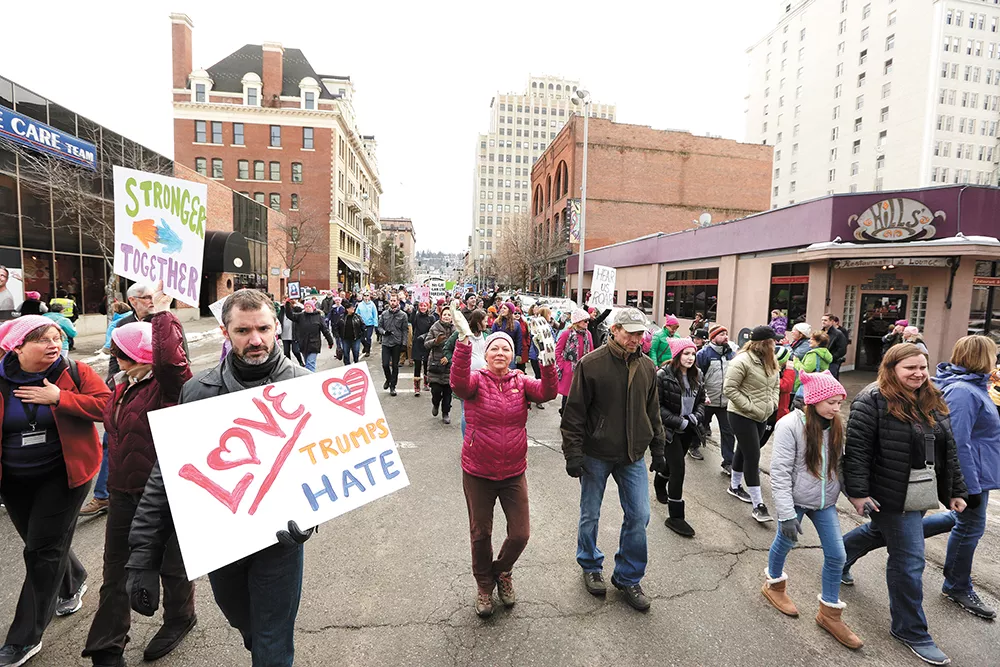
[
  {"left": 881, "top": 319, "right": 909, "bottom": 356},
  {"left": 337, "top": 302, "right": 366, "bottom": 365},
  {"left": 689, "top": 312, "right": 707, "bottom": 336},
  {"left": 555, "top": 310, "right": 593, "bottom": 415},
  {"left": 769, "top": 309, "right": 788, "bottom": 338},
  {"left": 650, "top": 315, "right": 681, "bottom": 366},
  {"left": 822, "top": 314, "right": 849, "bottom": 379},
  {"left": 786, "top": 323, "right": 812, "bottom": 361},
  {"left": 424, "top": 308, "right": 455, "bottom": 424},
  {"left": 43, "top": 304, "right": 76, "bottom": 355},
  {"left": 410, "top": 301, "right": 436, "bottom": 395},
  {"left": 282, "top": 300, "right": 333, "bottom": 372},
  {"left": 378, "top": 295, "right": 410, "bottom": 396},
  {"left": 903, "top": 326, "right": 929, "bottom": 356},
  {"left": 697, "top": 325, "right": 738, "bottom": 474},
  {"left": 490, "top": 303, "right": 523, "bottom": 367}
]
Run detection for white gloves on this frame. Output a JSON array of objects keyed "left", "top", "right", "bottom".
[
  {"left": 451, "top": 300, "right": 472, "bottom": 341},
  {"left": 529, "top": 316, "right": 556, "bottom": 366}
]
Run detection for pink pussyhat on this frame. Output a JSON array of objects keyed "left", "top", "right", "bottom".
[
  {"left": 799, "top": 371, "right": 847, "bottom": 405},
  {"left": 0, "top": 315, "right": 58, "bottom": 352},
  {"left": 668, "top": 337, "right": 697, "bottom": 358},
  {"left": 663, "top": 314, "right": 680, "bottom": 327},
  {"left": 111, "top": 322, "right": 154, "bottom": 364}
]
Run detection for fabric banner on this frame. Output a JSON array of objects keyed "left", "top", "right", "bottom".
[
  {"left": 148, "top": 363, "right": 409, "bottom": 579},
  {"left": 567, "top": 199, "right": 582, "bottom": 243},
  {"left": 113, "top": 166, "right": 207, "bottom": 308}
]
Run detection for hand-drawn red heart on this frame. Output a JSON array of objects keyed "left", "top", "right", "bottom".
[
  {"left": 206, "top": 427, "right": 261, "bottom": 470},
  {"left": 322, "top": 368, "right": 369, "bottom": 416}
]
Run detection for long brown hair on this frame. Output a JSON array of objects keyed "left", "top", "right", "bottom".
[
  {"left": 878, "top": 343, "right": 948, "bottom": 426},
  {"left": 669, "top": 348, "right": 701, "bottom": 388},
  {"left": 741, "top": 338, "right": 779, "bottom": 376},
  {"left": 804, "top": 404, "right": 843, "bottom": 478}
]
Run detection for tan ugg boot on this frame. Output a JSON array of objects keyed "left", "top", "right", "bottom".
[
  {"left": 762, "top": 570, "right": 799, "bottom": 617},
  {"left": 816, "top": 596, "right": 863, "bottom": 649}
]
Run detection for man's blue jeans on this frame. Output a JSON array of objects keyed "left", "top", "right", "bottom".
[
  {"left": 576, "top": 455, "right": 650, "bottom": 586},
  {"left": 342, "top": 339, "right": 361, "bottom": 365},
  {"left": 768, "top": 505, "right": 846, "bottom": 603},
  {"left": 303, "top": 352, "right": 318, "bottom": 372},
  {"left": 843, "top": 511, "right": 939, "bottom": 646},
  {"left": 94, "top": 434, "right": 110, "bottom": 501},
  {"left": 208, "top": 542, "right": 304, "bottom": 667},
  {"left": 944, "top": 490, "right": 989, "bottom": 596},
  {"left": 363, "top": 325, "right": 375, "bottom": 353}
]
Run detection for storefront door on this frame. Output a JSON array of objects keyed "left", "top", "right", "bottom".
[{"left": 856, "top": 293, "right": 908, "bottom": 370}]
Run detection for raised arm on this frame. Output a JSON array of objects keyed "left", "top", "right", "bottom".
[
  {"left": 151, "top": 311, "right": 192, "bottom": 405},
  {"left": 449, "top": 338, "right": 478, "bottom": 400}
]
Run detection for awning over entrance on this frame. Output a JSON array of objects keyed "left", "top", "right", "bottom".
[
  {"left": 203, "top": 231, "right": 252, "bottom": 273},
  {"left": 339, "top": 257, "right": 364, "bottom": 275},
  {"left": 796, "top": 235, "right": 1000, "bottom": 262}
]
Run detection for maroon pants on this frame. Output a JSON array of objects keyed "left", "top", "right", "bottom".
[{"left": 462, "top": 471, "right": 530, "bottom": 594}]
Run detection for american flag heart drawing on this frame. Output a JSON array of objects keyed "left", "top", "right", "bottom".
[{"left": 321, "top": 368, "right": 369, "bottom": 416}]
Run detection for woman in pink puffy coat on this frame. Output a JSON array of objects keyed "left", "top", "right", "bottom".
[
  {"left": 555, "top": 309, "right": 593, "bottom": 415},
  {"left": 451, "top": 328, "right": 557, "bottom": 619}
]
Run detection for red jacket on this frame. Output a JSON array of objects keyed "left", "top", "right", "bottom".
[
  {"left": 0, "top": 357, "right": 111, "bottom": 489},
  {"left": 104, "top": 312, "right": 191, "bottom": 493},
  {"left": 777, "top": 365, "right": 797, "bottom": 420},
  {"left": 518, "top": 318, "right": 530, "bottom": 365},
  {"left": 450, "top": 339, "right": 558, "bottom": 481}
]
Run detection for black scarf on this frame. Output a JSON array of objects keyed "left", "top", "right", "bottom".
[{"left": 226, "top": 344, "right": 282, "bottom": 389}]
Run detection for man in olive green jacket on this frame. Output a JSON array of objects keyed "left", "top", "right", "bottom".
[{"left": 561, "top": 308, "right": 666, "bottom": 613}]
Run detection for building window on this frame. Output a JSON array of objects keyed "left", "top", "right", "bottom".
[
  {"left": 211, "top": 121, "right": 222, "bottom": 144},
  {"left": 254, "top": 160, "right": 265, "bottom": 180},
  {"left": 641, "top": 291, "right": 654, "bottom": 314},
  {"left": 862, "top": 3, "right": 870, "bottom": 19},
  {"left": 195, "top": 157, "right": 207, "bottom": 176},
  {"left": 626, "top": 291, "right": 639, "bottom": 308},
  {"left": 843, "top": 285, "right": 857, "bottom": 339},
  {"left": 247, "top": 87, "right": 259, "bottom": 107},
  {"left": 195, "top": 120, "right": 207, "bottom": 143},
  {"left": 664, "top": 269, "right": 720, "bottom": 319},
  {"left": 882, "top": 82, "right": 891, "bottom": 98},
  {"left": 969, "top": 261, "right": 1000, "bottom": 342},
  {"left": 195, "top": 83, "right": 206, "bottom": 102},
  {"left": 857, "top": 72, "right": 866, "bottom": 87},
  {"left": 211, "top": 158, "right": 223, "bottom": 179},
  {"left": 910, "top": 286, "right": 928, "bottom": 330},
  {"left": 238, "top": 160, "right": 249, "bottom": 179},
  {"left": 270, "top": 125, "right": 281, "bottom": 147},
  {"left": 884, "top": 58, "right": 893, "bottom": 75},
  {"left": 304, "top": 91, "right": 315, "bottom": 110},
  {"left": 269, "top": 193, "right": 280, "bottom": 210},
  {"left": 291, "top": 163, "right": 303, "bottom": 183},
  {"left": 303, "top": 127, "right": 314, "bottom": 149},
  {"left": 290, "top": 194, "right": 299, "bottom": 210},
  {"left": 769, "top": 263, "right": 810, "bottom": 324},
  {"left": 254, "top": 192, "right": 265, "bottom": 205},
  {"left": 885, "top": 34, "right": 895, "bottom": 51},
  {"left": 234, "top": 123, "right": 244, "bottom": 145},
  {"left": 269, "top": 162, "right": 280, "bottom": 181}
]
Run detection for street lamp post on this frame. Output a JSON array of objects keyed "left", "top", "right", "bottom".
[{"left": 572, "top": 89, "right": 591, "bottom": 305}]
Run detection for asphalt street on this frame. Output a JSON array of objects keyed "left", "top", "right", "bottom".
[{"left": 1, "top": 328, "right": 999, "bottom": 666}]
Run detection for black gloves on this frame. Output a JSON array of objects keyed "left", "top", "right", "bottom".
[
  {"left": 649, "top": 455, "right": 667, "bottom": 474},
  {"left": 967, "top": 493, "right": 982, "bottom": 510},
  {"left": 566, "top": 457, "right": 585, "bottom": 478},
  {"left": 127, "top": 568, "right": 161, "bottom": 617},
  {"left": 276, "top": 520, "right": 316, "bottom": 547}
]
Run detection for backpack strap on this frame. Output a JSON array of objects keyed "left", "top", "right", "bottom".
[{"left": 67, "top": 359, "right": 80, "bottom": 390}]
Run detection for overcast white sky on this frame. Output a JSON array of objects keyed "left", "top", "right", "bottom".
[{"left": 2, "top": 0, "right": 776, "bottom": 252}]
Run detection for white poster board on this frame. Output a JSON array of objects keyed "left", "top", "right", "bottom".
[
  {"left": 587, "top": 264, "right": 617, "bottom": 310},
  {"left": 113, "top": 166, "right": 207, "bottom": 308},
  {"left": 148, "top": 363, "right": 409, "bottom": 579},
  {"left": 208, "top": 296, "right": 227, "bottom": 326}
]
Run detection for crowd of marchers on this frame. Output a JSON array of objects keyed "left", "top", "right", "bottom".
[{"left": 0, "top": 281, "right": 997, "bottom": 667}]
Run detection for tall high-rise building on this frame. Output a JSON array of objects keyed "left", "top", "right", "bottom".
[
  {"left": 470, "top": 76, "right": 615, "bottom": 282},
  {"left": 746, "top": 0, "right": 1000, "bottom": 209}
]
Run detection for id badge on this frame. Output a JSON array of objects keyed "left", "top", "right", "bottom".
[{"left": 20, "top": 430, "right": 47, "bottom": 447}]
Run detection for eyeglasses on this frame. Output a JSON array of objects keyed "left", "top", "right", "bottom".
[
  {"left": 132, "top": 295, "right": 153, "bottom": 302},
  {"left": 30, "top": 336, "right": 64, "bottom": 347}
]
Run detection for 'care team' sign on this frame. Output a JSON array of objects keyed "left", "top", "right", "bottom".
[
  {"left": 0, "top": 104, "right": 97, "bottom": 170},
  {"left": 148, "top": 363, "right": 409, "bottom": 579},
  {"left": 113, "top": 167, "right": 207, "bottom": 307}
]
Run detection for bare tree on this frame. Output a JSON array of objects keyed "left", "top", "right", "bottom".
[
  {"left": 492, "top": 213, "right": 536, "bottom": 290},
  {"left": 269, "top": 196, "right": 327, "bottom": 279},
  {"left": 1, "top": 128, "right": 170, "bottom": 311},
  {"left": 370, "top": 237, "right": 408, "bottom": 286}
]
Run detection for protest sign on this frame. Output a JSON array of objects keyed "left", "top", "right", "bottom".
[
  {"left": 208, "top": 296, "right": 227, "bottom": 326},
  {"left": 113, "top": 166, "right": 207, "bottom": 308},
  {"left": 287, "top": 281, "right": 301, "bottom": 300},
  {"left": 587, "top": 264, "right": 617, "bottom": 310},
  {"left": 148, "top": 362, "right": 409, "bottom": 579},
  {"left": 413, "top": 285, "right": 430, "bottom": 303}
]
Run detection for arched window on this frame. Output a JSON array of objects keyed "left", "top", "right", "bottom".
[
  {"left": 556, "top": 84, "right": 562, "bottom": 91},
  {"left": 532, "top": 82, "right": 537, "bottom": 88},
  {"left": 546, "top": 175, "right": 552, "bottom": 206},
  {"left": 558, "top": 160, "right": 569, "bottom": 197},
  {"left": 548, "top": 83, "right": 554, "bottom": 90},
  {"left": 534, "top": 185, "right": 543, "bottom": 215},
  {"left": 554, "top": 165, "right": 562, "bottom": 199}
]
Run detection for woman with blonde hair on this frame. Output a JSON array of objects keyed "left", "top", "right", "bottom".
[
  {"left": 723, "top": 325, "right": 780, "bottom": 523},
  {"left": 841, "top": 343, "right": 967, "bottom": 666}
]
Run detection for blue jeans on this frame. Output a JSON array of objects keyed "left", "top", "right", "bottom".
[
  {"left": 843, "top": 511, "right": 936, "bottom": 646},
  {"left": 208, "top": 542, "right": 304, "bottom": 667},
  {"left": 94, "top": 434, "right": 110, "bottom": 500},
  {"left": 342, "top": 339, "right": 361, "bottom": 364},
  {"left": 303, "top": 352, "right": 318, "bottom": 372},
  {"left": 768, "top": 505, "right": 846, "bottom": 603},
  {"left": 363, "top": 325, "right": 375, "bottom": 353},
  {"left": 576, "top": 455, "right": 650, "bottom": 586},
  {"left": 944, "top": 489, "right": 989, "bottom": 595},
  {"left": 460, "top": 400, "right": 467, "bottom": 438}
]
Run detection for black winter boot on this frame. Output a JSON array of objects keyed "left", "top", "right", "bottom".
[
  {"left": 665, "top": 499, "right": 695, "bottom": 537},
  {"left": 653, "top": 473, "right": 669, "bottom": 504}
]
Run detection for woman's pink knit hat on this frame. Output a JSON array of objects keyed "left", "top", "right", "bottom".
[
  {"left": 799, "top": 371, "right": 846, "bottom": 405},
  {"left": 111, "top": 322, "right": 154, "bottom": 364},
  {"left": 0, "top": 315, "right": 58, "bottom": 351},
  {"left": 668, "top": 337, "right": 697, "bottom": 358}
]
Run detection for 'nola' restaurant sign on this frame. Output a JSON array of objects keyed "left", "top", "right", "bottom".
[{"left": 849, "top": 197, "right": 946, "bottom": 242}]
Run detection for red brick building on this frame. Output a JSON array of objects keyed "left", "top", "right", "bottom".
[
  {"left": 530, "top": 117, "right": 773, "bottom": 297},
  {"left": 169, "top": 13, "right": 381, "bottom": 291}
]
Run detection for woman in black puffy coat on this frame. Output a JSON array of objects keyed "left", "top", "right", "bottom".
[
  {"left": 654, "top": 338, "right": 705, "bottom": 537},
  {"left": 840, "top": 343, "right": 967, "bottom": 666}
]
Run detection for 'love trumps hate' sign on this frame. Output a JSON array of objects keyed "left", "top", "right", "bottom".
[{"left": 148, "top": 363, "right": 409, "bottom": 579}]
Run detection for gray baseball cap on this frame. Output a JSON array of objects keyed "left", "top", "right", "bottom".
[{"left": 614, "top": 308, "right": 646, "bottom": 333}]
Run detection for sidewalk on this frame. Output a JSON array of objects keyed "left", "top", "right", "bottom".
[{"left": 69, "top": 314, "right": 223, "bottom": 370}]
